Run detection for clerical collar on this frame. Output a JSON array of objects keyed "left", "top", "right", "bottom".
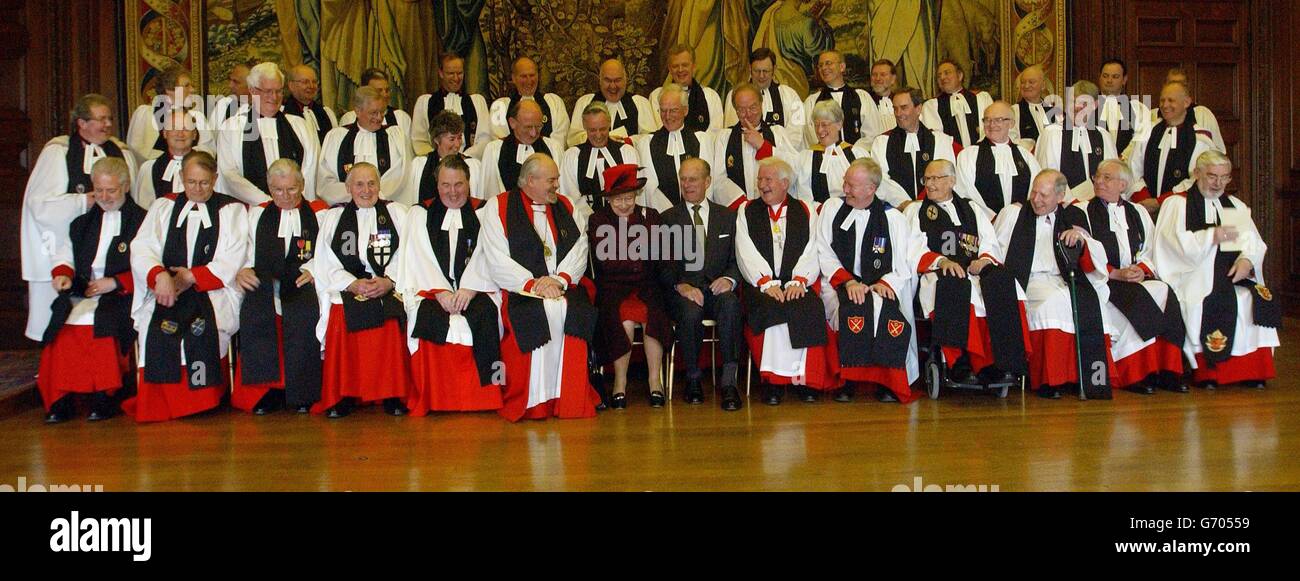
[{"left": 825, "top": 84, "right": 846, "bottom": 92}]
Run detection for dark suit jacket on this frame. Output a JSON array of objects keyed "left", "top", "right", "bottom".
[{"left": 658, "top": 200, "right": 741, "bottom": 290}]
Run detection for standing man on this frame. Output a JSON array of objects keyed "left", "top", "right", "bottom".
[
  {"left": 724, "top": 48, "right": 807, "bottom": 147},
  {"left": 1097, "top": 58, "right": 1151, "bottom": 155},
  {"left": 560, "top": 102, "right": 639, "bottom": 213},
  {"left": 650, "top": 45, "right": 725, "bottom": 133},
  {"left": 868, "top": 58, "right": 899, "bottom": 133},
  {"left": 712, "top": 83, "right": 798, "bottom": 209},
  {"left": 803, "top": 50, "right": 882, "bottom": 149},
  {"left": 338, "top": 68, "right": 414, "bottom": 142},
  {"left": 871, "top": 87, "right": 958, "bottom": 208},
  {"left": 217, "top": 62, "right": 319, "bottom": 206},
  {"left": 22, "top": 93, "right": 138, "bottom": 342},
  {"left": 283, "top": 64, "right": 338, "bottom": 144},
  {"left": 317, "top": 87, "right": 411, "bottom": 205},
  {"left": 955, "top": 101, "right": 1041, "bottom": 217},
  {"left": 411, "top": 54, "right": 492, "bottom": 158},
  {"left": 1035, "top": 81, "right": 1117, "bottom": 200},
  {"left": 1125, "top": 81, "right": 1214, "bottom": 212},
  {"left": 637, "top": 84, "right": 718, "bottom": 212},
  {"left": 568, "top": 58, "right": 657, "bottom": 146},
  {"left": 480, "top": 100, "right": 565, "bottom": 198},
  {"left": 922, "top": 60, "right": 993, "bottom": 149},
  {"left": 490, "top": 57, "right": 570, "bottom": 146}
]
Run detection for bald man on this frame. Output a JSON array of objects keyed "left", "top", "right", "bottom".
[
  {"left": 1009, "top": 65, "right": 1060, "bottom": 150},
  {"left": 1125, "top": 81, "right": 1214, "bottom": 212},
  {"left": 567, "top": 58, "right": 657, "bottom": 146},
  {"left": 1163, "top": 68, "right": 1226, "bottom": 153},
  {"left": 480, "top": 99, "right": 565, "bottom": 197},
  {"left": 954, "top": 101, "right": 1042, "bottom": 217},
  {"left": 489, "top": 57, "right": 570, "bottom": 146},
  {"left": 802, "top": 50, "right": 882, "bottom": 149}
]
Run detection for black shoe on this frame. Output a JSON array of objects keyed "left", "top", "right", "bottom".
[
  {"left": 1198, "top": 380, "right": 1218, "bottom": 390},
  {"left": 763, "top": 385, "right": 784, "bottom": 406},
  {"left": 684, "top": 377, "right": 704, "bottom": 404},
  {"left": 383, "top": 397, "right": 408, "bottom": 416},
  {"left": 1124, "top": 384, "right": 1156, "bottom": 395},
  {"left": 591, "top": 373, "right": 609, "bottom": 411},
  {"left": 87, "top": 392, "right": 118, "bottom": 421},
  {"left": 720, "top": 385, "right": 742, "bottom": 411},
  {"left": 833, "top": 385, "right": 854, "bottom": 403},
  {"left": 950, "top": 367, "right": 980, "bottom": 385},
  {"left": 326, "top": 400, "right": 352, "bottom": 419},
  {"left": 1037, "top": 386, "right": 1061, "bottom": 399},
  {"left": 611, "top": 392, "right": 627, "bottom": 409},
  {"left": 798, "top": 387, "right": 818, "bottom": 403},
  {"left": 875, "top": 388, "right": 899, "bottom": 403},
  {"left": 44, "top": 410, "right": 72, "bottom": 424},
  {"left": 649, "top": 391, "right": 666, "bottom": 408},
  {"left": 1245, "top": 380, "right": 1267, "bottom": 390},
  {"left": 44, "top": 397, "right": 73, "bottom": 424},
  {"left": 252, "top": 390, "right": 284, "bottom": 415},
  {"left": 981, "top": 370, "right": 1017, "bottom": 386}
]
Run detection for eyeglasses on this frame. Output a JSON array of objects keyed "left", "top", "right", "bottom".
[
  {"left": 923, "top": 175, "right": 952, "bottom": 183},
  {"left": 984, "top": 117, "right": 1013, "bottom": 125}
]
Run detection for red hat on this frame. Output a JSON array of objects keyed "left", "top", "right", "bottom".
[{"left": 601, "top": 163, "right": 647, "bottom": 197}]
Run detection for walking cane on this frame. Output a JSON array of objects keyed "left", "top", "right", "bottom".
[{"left": 1056, "top": 235, "right": 1088, "bottom": 400}]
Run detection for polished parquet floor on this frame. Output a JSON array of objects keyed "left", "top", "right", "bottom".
[{"left": 2, "top": 321, "right": 1298, "bottom": 492}]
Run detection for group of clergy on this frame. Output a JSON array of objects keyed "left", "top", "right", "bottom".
[{"left": 20, "top": 48, "right": 1279, "bottom": 424}]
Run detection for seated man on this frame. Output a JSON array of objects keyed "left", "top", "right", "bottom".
[
  {"left": 658, "top": 158, "right": 743, "bottom": 410},
  {"left": 712, "top": 83, "right": 797, "bottom": 209},
  {"left": 560, "top": 102, "right": 639, "bottom": 213},
  {"left": 311, "top": 163, "right": 415, "bottom": 418},
  {"left": 403, "top": 111, "right": 485, "bottom": 206},
  {"left": 317, "top": 86, "right": 410, "bottom": 205},
  {"left": 736, "top": 157, "right": 836, "bottom": 404},
  {"left": 232, "top": 159, "right": 328, "bottom": 415},
  {"left": 460, "top": 153, "right": 602, "bottom": 421},
  {"left": 403, "top": 155, "right": 503, "bottom": 414},
  {"left": 1152, "top": 151, "right": 1279, "bottom": 389},
  {"left": 125, "top": 151, "right": 248, "bottom": 422},
  {"left": 903, "top": 159, "right": 1027, "bottom": 389},
  {"left": 39, "top": 158, "right": 146, "bottom": 423},
  {"left": 994, "top": 170, "right": 1115, "bottom": 399},
  {"left": 1069, "top": 159, "right": 1187, "bottom": 395},
  {"left": 817, "top": 158, "right": 927, "bottom": 404}
]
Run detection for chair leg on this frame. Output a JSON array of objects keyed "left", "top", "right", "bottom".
[
  {"left": 667, "top": 341, "right": 675, "bottom": 400},
  {"left": 745, "top": 355, "right": 752, "bottom": 397}
]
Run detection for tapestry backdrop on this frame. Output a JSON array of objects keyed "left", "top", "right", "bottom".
[{"left": 123, "top": 1, "right": 1067, "bottom": 116}]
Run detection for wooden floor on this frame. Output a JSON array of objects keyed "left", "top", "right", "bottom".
[{"left": 2, "top": 323, "right": 1299, "bottom": 492}]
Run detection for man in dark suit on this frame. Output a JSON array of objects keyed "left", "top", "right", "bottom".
[{"left": 659, "top": 157, "right": 744, "bottom": 410}]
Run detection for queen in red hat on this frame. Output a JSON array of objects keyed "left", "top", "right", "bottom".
[{"left": 586, "top": 163, "right": 674, "bottom": 409}]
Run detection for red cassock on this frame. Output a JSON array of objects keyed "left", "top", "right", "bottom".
[
  {"left": 37, "top": 326, "right": 131, "bottom": 411},
  {"left": 310, "top": 305, "right": 415, "bottom": 415}
]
